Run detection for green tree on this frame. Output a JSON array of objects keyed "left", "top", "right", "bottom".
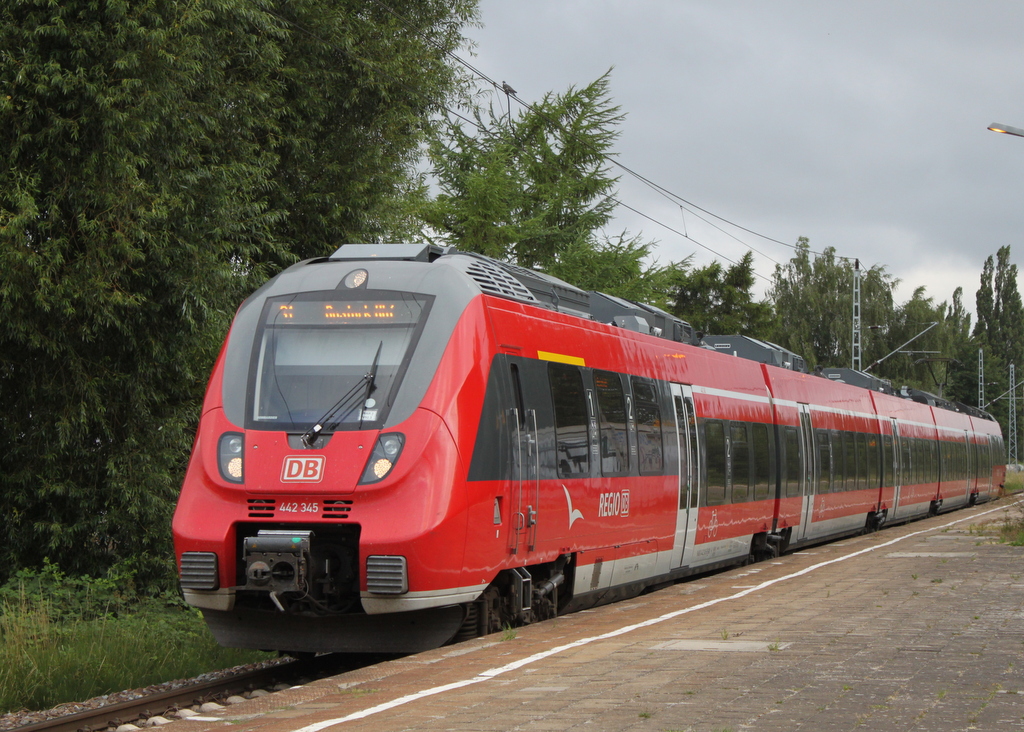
[
  {"left": 670, "top": 252, "right": 773, "bottom": 337},
  {"left": 873, "top": 287, "right": 951, "bottom": 393},
  {"left": 262, "top": 0, "right": 477, "bottom": 257},
  {"left": 770, "top": 239, "right": 983, "bottom": 400},
  {"left": 544, "top": 234, "right": 682, "bottom": 309},
  {"left": 974, "top": 246, "right": 1024, "bottom": 373},
  {"left": 420, "top": 70, "right": 683, "bottom": 298},
  {"left": 423, "top": 72, "right": 627, "bottom": 265},
  {"left": 969, "top": 246, "right": 1023, "bottom": 428},
  {"left": 769, "top": 239, "right": 897, "bottom": 371},
  {"left": 0, "top": 0, "right": 476, "bottom": 585}
]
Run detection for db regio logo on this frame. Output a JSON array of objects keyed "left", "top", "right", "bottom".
[{"left": 598, "top": 489, "right": 630, "bottom": 518}]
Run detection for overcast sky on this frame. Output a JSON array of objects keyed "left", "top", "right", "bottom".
[{"left": 464, "top": 1, "right": 1024, "bottom": 313}]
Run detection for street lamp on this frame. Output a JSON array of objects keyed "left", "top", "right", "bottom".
[{"left": 988, "top": 122, "right": 1024, "bottom": 138}]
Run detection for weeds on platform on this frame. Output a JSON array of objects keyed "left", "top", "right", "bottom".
[
  {"left": 1004, "top": 470, "right": 1024, "bottom": 495},
  {"left": 0, "top": 563, "right": 271, "bottom": 714},
  {"left": 999, "top": 500, "right": 1024, "bottom": 546},
  {"left": 500, "top": 623, "right": 518, "bottom": 641}
]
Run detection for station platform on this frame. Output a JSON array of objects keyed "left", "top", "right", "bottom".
[{"left": 178, "top": 497, "right": 1024, "bottom": 732}]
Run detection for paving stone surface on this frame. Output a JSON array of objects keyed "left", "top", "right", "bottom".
[{"left": 174, "top": 497, "right": 1024, "bottom": 732}]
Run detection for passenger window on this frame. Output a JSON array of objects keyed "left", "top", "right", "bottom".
[
  {"left": 856, "top": 433, "right": 869, "bottom": 491},
  {"left": 674, "top": 396, "right": 688, "bottom": 508},
  {"left": 705, "top": 420, "right": 727, "bottom": 506},
  {"left": 844, "top": 433, "right": 856, "bottom": 492},
  {"left": 549, "top": 364, "right": 589, "bottom": 477},
  {"left": 632, "top": 378, "right": 663, "bottom": 475},
  {"left": 594, "top": 371, "right": 628, "bottom": 476},
  {"left": 752, "top": 423, "right": 772, "bottom": 501},
  {"left": 730, "top": 423, "right": 750, "bottom": 503}
]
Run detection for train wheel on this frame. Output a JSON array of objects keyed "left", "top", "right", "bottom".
[{"left": 452, "top": 603, "right": 481, "bottom": 643}]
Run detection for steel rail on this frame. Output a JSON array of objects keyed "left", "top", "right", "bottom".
[{"left": 12, "top": 654, "right": 392, "bottom": 732}]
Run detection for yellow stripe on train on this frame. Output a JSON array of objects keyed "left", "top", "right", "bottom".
[{"left": 537, "top": 350, "right": 586, "bottom": 366}]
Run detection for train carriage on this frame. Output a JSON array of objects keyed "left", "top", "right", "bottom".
[
  {"left": 173, "top": 243, "right": 1005, "bottom": 655},
  {"left": 762, "top": 367, "right": 888, "bottom": 546}
]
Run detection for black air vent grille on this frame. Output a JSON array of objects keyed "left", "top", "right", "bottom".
[
  {"left": 247, "top": 498, "right": 275, "bottom": 518},
  {"left": 464, "top": 260, "right": 537, "bottom": 302},
  {"left": 322, "top": 500, "right": 354, "bottom": 519}
]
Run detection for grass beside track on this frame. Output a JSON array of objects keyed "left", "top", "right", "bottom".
[
  {"left": 0, "top": 566, "right": 271, "bottom": 715},
  {"left": 999, "top": 469, "right": 1024, "bottom": 545}
]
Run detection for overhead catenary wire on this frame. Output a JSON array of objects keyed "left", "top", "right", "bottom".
[{"left": 613, "top": 198, "right": 773, "bottom": 283}]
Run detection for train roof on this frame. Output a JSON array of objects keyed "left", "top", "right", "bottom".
[
  {"left": 702, "top": 335, "right": 808, "bottom": 373},
  {"left": 328, "top": 243, "right": 699, "bottom": 346},
  {"left": 325, "top": 243, "right": 996, "bottom": 423},
  {"left": 819, "top": 368, "right": 895, "bottom": 394}
]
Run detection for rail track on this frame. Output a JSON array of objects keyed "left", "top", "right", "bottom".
[{"left": 10, "top": 653, "right": 398, "bottom": 732}]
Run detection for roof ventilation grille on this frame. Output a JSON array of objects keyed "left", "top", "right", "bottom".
[{"left": 464, "top": 260, "right": 538, "bottom": 302}]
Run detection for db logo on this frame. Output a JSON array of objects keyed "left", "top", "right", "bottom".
[{"left": 281, "top": 456, "right": 325, "bottom": 482}]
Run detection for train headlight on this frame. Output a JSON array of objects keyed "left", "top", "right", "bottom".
[
  {"left": 360, "top": 432, "right": 405, "bottom": 484},
  {"left": 381, "top": 434, "right": 403, "bottom": 458},
  {"left": 372, "top": 458, "right": 393, "bottom": 479},
  {"left": 218, "top": 432, "right": 244, "bottom": 483}
]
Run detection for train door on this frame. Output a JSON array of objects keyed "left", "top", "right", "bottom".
[
  {"left": 966, "top": 431, "right": 977, "bottom": 497},
  {"left": 670, "top": 384, "right": 700, "bottom": 568},
  {"left": 792, "top": 404, "right": 816, "bottom": 542},
  {"left": 890, "top": 419, "right": 903, "bottom": 513},
  {"left": 508, "top": 364, "right": 539, "bottom": 557},
  {"left": 955, "top": 431, "right": 971, "bottom": 506},
  {"left": 975, "top": 435, "right": 993, "bottom": 500}
]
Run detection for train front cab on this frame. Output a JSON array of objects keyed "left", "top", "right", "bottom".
[{"left": 173, "top": 249, "right": 506, "bottom": 653}]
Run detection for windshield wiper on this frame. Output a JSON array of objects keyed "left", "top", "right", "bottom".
[
  {"left": 358, "top": 341, "right": 383, "bottom": 428},
  {"left": 300, "top": 342, "right": 383, "bottom": 447}
]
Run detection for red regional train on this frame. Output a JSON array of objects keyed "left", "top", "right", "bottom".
[{"left": 173, "top": 243, "right": 1006, "bottom": 654}]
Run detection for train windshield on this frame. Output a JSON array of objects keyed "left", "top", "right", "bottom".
[{"left": 248, "top": 292, "right": 431, "bottom": 431}]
